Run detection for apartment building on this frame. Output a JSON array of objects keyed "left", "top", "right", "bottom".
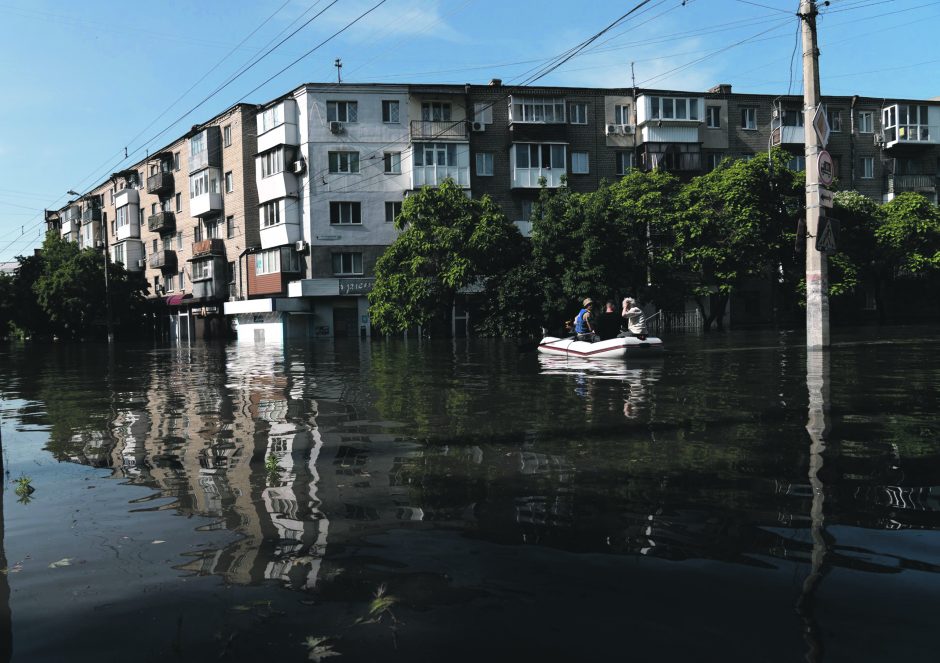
[{"left": 49, "top": 81, "right": 940, "bottom": 342}]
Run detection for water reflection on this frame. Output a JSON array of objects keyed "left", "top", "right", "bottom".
[{"left": 537, "top": 354, "right": 662, "bottom": 418}]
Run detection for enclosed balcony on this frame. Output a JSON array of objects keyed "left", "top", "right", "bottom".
[
  {"left": 61, "top": 206, "right": 80, "bottom": 238},
  {"left": 149, "top": 249, "right": 178, "bottom": 273},
  {"left": 189, "top": 168, "right": 222, "bottom": 217},
  {"left": 81, "top": 206, "right": 101, "bottom": 223},
  {"left": 146, "top": 171, "right": 174, "bottom": 195},
  {"left": 888, "top": 174, "right": 937, "bottom": 194},
  {"left": 148, "top": 211, "right": 176, "bottom": 234},
  {"left": 192, "top": 238, "right": 226, "bottom": 258},
  {"left": 882, "top": 104, "right": 937, "bottom": 148},
  {"left": 410, "top": 120, "right": 468, "bottom": 141},
  {"left": 412, "top": 142, "right": 470, "bottom": 188},
  {"left": 510, "top": 143, "right": 566, "bottom": 188}
]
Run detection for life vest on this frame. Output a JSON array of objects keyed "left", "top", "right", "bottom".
[{"left": 574, "top": 308, "right": 591, "bottom": 333}]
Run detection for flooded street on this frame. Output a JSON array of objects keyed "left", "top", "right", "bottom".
[{"left": 1, "top": 328, "right": 939, "bottom": 662}]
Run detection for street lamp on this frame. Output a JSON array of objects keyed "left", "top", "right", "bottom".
[{"left": 69, "top": 190, "right": 114, "bottom": 343}]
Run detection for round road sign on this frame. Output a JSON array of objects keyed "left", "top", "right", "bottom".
[{"left": 818, "top": 150, "right": 834, "bottom": 186}]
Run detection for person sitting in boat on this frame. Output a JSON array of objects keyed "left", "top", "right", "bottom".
[
  {"left": 574, "top": 298, "right": 598, "bottom": 342},
  {"left": 596, "top": 300, "right": 620, "bottom": 340},
  {"left": 620, "top": 297, "right": 648, "bottom": 340}
]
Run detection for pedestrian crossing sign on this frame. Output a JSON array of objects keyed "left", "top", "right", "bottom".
[{"left": 816, "top": 216, "right": 839, "bottom": 254}]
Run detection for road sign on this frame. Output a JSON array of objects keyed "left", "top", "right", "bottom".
[
  {"left": 813, "top": 104, "right": 830, "bottom": 147},
  {"left": 817, "top": 151, "right": 834, "bottom": 186},
  {"left": 771, "top": 126, "right": 781, "bottom": 147},
  {"left": 816, "top": 216, "right": 839, "bottom": 254},
  {"left": 819, "top": 187, "right": 833, "bottom": 208}
]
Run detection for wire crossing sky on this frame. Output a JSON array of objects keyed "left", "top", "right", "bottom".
[{"left": 1, "top": 0, "right": 938, "bottom": 262}]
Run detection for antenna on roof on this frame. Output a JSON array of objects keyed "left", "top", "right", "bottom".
[{"left": 335, "top": 58, "right": 342, "bottom": 84}]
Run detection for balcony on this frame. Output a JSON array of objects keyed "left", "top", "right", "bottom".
[
  {"left": 778, "top": 125, "right": 804, "bottom": 145},
  {"left": 410, "top": 120, "right": 468, "bottom": 141},
  {"left": 81, "top": 206, "right": 101, "bottom": 223},
  {"left": 888, "top": 174, "right": 936, "bottom": 194},
  {"left": 147, "top": 171, "right": 174, "bottom": 195},
  {"left": 148, "top": 211, "right": 176, "bottom": 234},
  {"left": 190, "top": 191, "right": 222, "bottom": 217},
  {"left": 149, "top": 250, "right": 177, "bottom": 272},
  {"left": 882, "top": 103, "right": 936, "bottom": 148},
  {"left": 192, "top": 238, "right": 226, "bottom": 258}
]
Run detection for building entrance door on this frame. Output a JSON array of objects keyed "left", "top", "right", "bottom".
[{"left": 332, "top": 306, "right": 358, "bottom": 338}]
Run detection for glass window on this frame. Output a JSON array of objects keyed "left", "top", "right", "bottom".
[
  {"left": 332, "top": 252, "right": 363, "bottom": 275},
  {"left": 260, "top": 149, "right": 284, "bottom": 178},
  {"left": 861, "top": 156, "right": 874, "bottom": 179},
  {"left": 226, "top": 215, "right": 235, "bottom": 239},
  {"left": 570, "top": 102, "right": 588, "bottom": 125},
  {"left": 827, "top": 108, "right": 842, "bottom": 132},
  {"left": 259, "top": 104, "right": 283, "bottom": 133},
  {"left": 176, "top": 232, "right": 183, "bottom": 249},
  {"left": 706, "top": 106, "right": 721, "bottom": 128},
  {"left": 383, "top": 152, "right": 401, "bottom": 174},
  {"left": 787, "top": 155, "right": 806, "bottom": 172},
  {"left": 421, "top": 102, "right": 451, "bottom": 121},
  {"left": 328, "top": 151, "right": 360, "bottom": 174},
  {"left": 616, "top": 151, "right": 634, "bottom": 175},
  {"left": 385, "top": 201, "right": 402, "bottom": 224},
  {"left": 475, "top": 152, "right": 494, "bottom": 176},
  {"left": 858, "top": 111, "right": 874, "bottom": 134},
  {"left": 175, "top": 193, "right": 182, "bottom": 212},
  {"left": 190, "top": 132, "right": 205, "bottom": 157},
  {"left": 329, "top": 201, "right": 361, "bottom": 225},
  {"left": 514, "top": 144, "right": 566, "bottom": 170},
  {"left": 189, "top": 168, "right": 220, "bottom": 198},
  {"left": 255, "top": 249, "right": 281, "bottom": 275},
  {"left": 571, "top": 152, "right": 589, "bottom": 174},
  {"left": 173, "top": 152, "right": 180, "bottom": 171},
  {"left": 382, "top": 100, "right": 400, "bottom": 123},
  {"left": 782, "top": 109, "right": 804, "bottom": 127},
  {"left": 223, "top": 124, "right": 232, "bottom": 147},
  {"left": 741, "top": 108, "right": 757, "bottom": 130},
  {"left": 510, "top": 97, "right": 566, "bottom": 123},
  {"left": 327, "top": 101, "right": 357, "bottom": 123},
  {"left": 414, "top": 142, "right": 459, "bottom": 167},
  {"left": 224, "top": 171, "right": 233, "bottom": 193},
  {"left": 614, "top": 104, "right": 630, "bottom": 126},
  {"left": 261, "top": 201, "right": 280, "bottom": 228},
  {"left": 473, "top": 103, "right": 493, "bottom": 124},
  {"left": 192, "top": 260, "right": 212, "bottom": 280}
]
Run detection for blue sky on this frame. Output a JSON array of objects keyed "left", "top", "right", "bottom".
[{"left": 2, "top": 0, "right": 938, "bottom": 263}]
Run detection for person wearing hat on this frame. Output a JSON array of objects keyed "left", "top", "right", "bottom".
[{"left": 574, "top": 298, "right": 598, "bottom": 342}]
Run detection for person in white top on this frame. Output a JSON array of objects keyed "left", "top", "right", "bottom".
[{"left": 621, "top": 297, "right": 647, "bottom": 337}]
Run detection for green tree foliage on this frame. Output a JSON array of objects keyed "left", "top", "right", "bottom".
[
  {"left": 829, "top": 190, "right": 881, "bottom": 298},
  {"left": 369, "top": 179, "right": 524, "bottom": 334},
  {"left": 0, "top": 270, "right": 14, "bottom": 338},
  {"left": 878, "top": 192, "right": 940, "bottom": 275},
  {"left": 670, "top": 150, "right": 802, "bottom": 329}
]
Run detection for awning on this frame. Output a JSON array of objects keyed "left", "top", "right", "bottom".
[{"left": 165, "top": 293, "right": 193, "bottom": 307}]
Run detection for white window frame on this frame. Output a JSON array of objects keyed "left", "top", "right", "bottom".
[
  {"left": 861, "top": 156, "right": 874, "bottom": 179},
  {"left": 224, "top": 171, "right": 233, "bottom": 193},
  {"left": 261, "top": 201, "right": 280, "bottom": 228},
  {"left": 571, "top": 151, "right": 589, "bottom": 174},
  {"left": 383, "top": 152, "right": 401, "bottom": 174},
  {"left": 329, "top": 201, "right": 361, "bottom": 225},
  {"left": 192, "top": 260, "right": 212, "bottom": 281},
  {"left": 706, "top": 106, "right": 721, "bottom": 129},
  {"left": 570, "top": 102, "right": 588, "bottom": 125},
  {"left": 858, "top": 111, "right": 874, "bottom": 134},
  {"left": 473, "top": 103, "right": 493, "bottom": 125},
  {"left": 385, "top": 201, "right": 402, "bottom": 224},
  {"left": 260, "top": 148, "right": 284, "bottom": 178},
  {"left": 475, "top": 152, "right": 494, "bottom": 176},
  {"left": 510, "top": 97, "right": 566, "bottom": 124},
  {"left": 382, "top": 100, "right": 400, "bottom": 124},
  {"left": 175, "top": 193, "right": 182, "bottom": 212},
  {"left": 741, "top": 107, "right": 757, "bottom": 130},
  {"left": 223, "top": 124, "right": 232, "bottom": 147},
  {"left": 255, "top": 248, "right": 281, "bottom": 275},
  {"left": 421, "top": 102, "right": 451, "bottom": 121},
  {"left": 614, "top": 104, "right": 630, "bottom": 126},
  {"left": 827, "top": 108, "right": 843, "bottom": 133},
  {"left": 328, "top": 151, "right": 360, "bottom": 174},
  {"left": 259, "top": 103, "right": 284, "bottom": 133},
  {"left": 189, "top": 168, "right": 220, "bottom": 198},
  {"left": 327, "top": 101, "right": 358, "bottom": 123},
  {"left": 616, "top": 151, "right": 634, "bottom": 175},
  {"left": 332, "top": 252, "right": 363, "bottom": 275},
  {"left": 648, "top": 96, "right": 700, "bottom": 121}
]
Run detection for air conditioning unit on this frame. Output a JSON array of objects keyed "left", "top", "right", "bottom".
[
  {"left": 295, "top": 240, "right": 308, "bottom": 252},
  {"left": 292, "top": 159, "right": 306, "bottom": 174},
  {"left": 471, "top": 121, "right": 485, "bottom": 132},
  {"left": 622, "top": 125, "right": 635, "bottom": 134},
  {"left": 329, "top": 121, "right": 343, "bottom": 134},
  {"left": 137, "top": 259, "right": 147, "bottom": 268},
  {"left": 606, "top": 123, "right": 618, "bottom": 135},
  {"left": 873, "top": 132, "right": 885, "bottom": 146}
]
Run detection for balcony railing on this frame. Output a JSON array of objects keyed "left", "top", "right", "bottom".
[
  {"left": 149, "top": 250, "right": 177, "bottom": 272},
  {"left": 888, "top": 174, "right": 936, "bottom": 193},
  {"left": 146, "top": 171, "right": 174, "bottom": 195},
  {"left": 192, "top": 238, "right": 226, "bottom": 258},
  {"left": 410, "top": 120, "right": 468, "bottom": 141},
  {"left": 148, "top": 211, "right": 176, "bottom": 234},
  {"left": 81, "top": 207, "right": 101, "bottom": 223}
]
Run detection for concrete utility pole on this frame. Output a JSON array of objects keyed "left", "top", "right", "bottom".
[{"left": 800, "top": 0, "right": 830, "bottom": 348}]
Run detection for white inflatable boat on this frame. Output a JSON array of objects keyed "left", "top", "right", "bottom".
[{"left": 537, "top": 335, "right": 664, "bottom": 359}]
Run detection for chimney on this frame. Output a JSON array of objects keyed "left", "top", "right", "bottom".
[
  {"left": 707, "top": 83, "right": 732, "bottom": 95},
  {"left": 489, "top": 78, "right": 502, "bottom": 87}
]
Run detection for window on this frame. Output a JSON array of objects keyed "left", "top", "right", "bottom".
[
  {"left": 648, "top": 96, "right": 699, "bottom": 121},
  {"left": 152, "top": 238, "right": 158, "bottom": 253},
  {"left": 259, "top": 104, "right": 283, "bottom": 133},
  {"left": 151, "top": 202, "right": 158, "bottom": 215},
  {"left": 382, "top": 100, "right": 400, "bottom": 123},
  {"left": 858, "top": 111, "right": 874, "bottom": 134},
  {"left": 113, "top": 243, "right": 125, "bottom": 265},
  {"left": 153, "top": 276, "right": 160, "bottom": 294},
  {"left": 330, "top": 201, "right": 361, "bottom": 225},
  {"left": 332, "top": 252, "right": 363, "bottom": 275},
  {"left": 166, "top": 273, "right": 175, "bottom": 292},
  {"left": 205, "top": 218, "right": 219, "bottom": 239},
  {"left": 706, "top": 153, "right": 724, "bottom": 171},
  {"left": 513, "top": 143, "right": 566, "bottom": 169},
  {"left": 261, "top": 201, "right": 280, "bottom": 228},
  {"left": 116, "top": 205, "right": 129, "bottom": 229},
  {"left": 827, "top": 108, "right": 842, "bottom": 132},
  {"left": 475, "top": 152, "right": 494, "bottom": 176},
  {"left": 260, "top": 149, "right": 284, "bottom": 177},
  {"left": 570, "top": 102, "right": 588, "bottom": 125},
  {"left": 228, "top": 261, "right": 236, "bottom": 284},
  {"left": 255, "top": 248, "right": 281, "bottom": 275},
  {"left": 194, "top": 223, "right": 202, "bottom": 243},
  {"left": 226, "top": 215, "right": 235, "bottom": 239},
  {"left": 787, "top": 155, "right": 806, "bottom": 172},
  {"left": 223, "top": 124, "right": 232, "bottom": 147},
  {"left": 173, "top": 152, "right": 180, "bottom": 171},
  {"left": 192, "top": 260, "right": 212, "bottom": 280},
  {"left": 421, "top": 102, "right": 451, "bottom": 121},
  {"left": 176, "top": 232, "right": 183, "bottom": 250},
  {"left": 414, "top": 142, "right": 459, "bottom": 167},
  {"left": 383, "top": 152, "right": 401, "bottom": 174},
  {"left": 473, "top": 103, "right": 493, "bottom": 125},
  {"left": 327, "top": 101, "right": 357, "bottom": 123},
  {"left": 328, "top": 151, "right": 360, "bottom": 174},
  {"left": 706, "top": 106, "right": 721, "bottom": 128},
  {"left": 189, "top": 169, "right": 220, "bottom": 198},
  {"left": 614, "top": 104, "right": 630, "bottom": 126},
  {"left": 224, "top": 171, "right": 233, "bottom": 193},
  {"left": 616, "top": 151, "right": 634, "bottom": 175},
  {"left": 571, "top": 152, "right": 589, "bottom": 174},
  {"left": 520, "top": 200, "right": 534, "bottom": 223},
  {"left": 861, "top": 156, "right": 874, "bottom": 179},
  {"left": 741, "top": 107, "right": 757, "bottom": 130},
  {"left": 782, "top": 109, "right": 804, "bottom": 127},
  {"left": 882, "top": 104, "right": 930, "bottom": 142},
  {"left": 178, "top": 271, "right": 185, "bottom": 290},
  {"left": 175, "top": 193, "right": 182, "bottom": 212},
  {"left": 109, "top": 188, "right": 115, "bottom": 204},
  {"left": 190, "top": 132, "right": 205, "bottom": 158},
  {"left": 139, "top": 208, "right": 144, "bottom": 225},
  {"left": 511, "top": 97, "right": 566, "bottom": 123},
  {"left": 385, "top": 201, "right": 402, "bottom": 224},
  {"left": 162, "top": 235, "right": 171, "bottom": 251}
]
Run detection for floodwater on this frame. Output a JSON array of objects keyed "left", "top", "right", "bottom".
[{"left": 0, "top": 328, "right": 938, "bottom": 662}]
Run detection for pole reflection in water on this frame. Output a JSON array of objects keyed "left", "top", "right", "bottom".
[
  {"left": 798, "top": 349, "right": 831, "bottom": 662},
  {"left": 1, "top": 406, "right": 11, "bottom": 663}
]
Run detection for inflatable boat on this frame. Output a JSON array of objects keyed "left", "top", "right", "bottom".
[{"left": 537, "top": 335, "right": 664, "bottom": 359}]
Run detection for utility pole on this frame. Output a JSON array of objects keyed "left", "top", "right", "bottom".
[{"left": 800, "top": 0, "right": 829, "bottom": 349}]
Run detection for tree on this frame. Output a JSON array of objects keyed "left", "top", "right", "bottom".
[
  {"left": 829, "top": 190, "right": 882, "bottom": 313},
  {"left": 878, "top": 192, "right": 940, "bottom": 275},
  {"left": 369, "top": 179, "right": 524, "bottom": 334},
  {"left": 0, "top": 271, "right": 14, "bottom": 339},
  {"left": 669, "top": 150, "right": 802, "bottom": 330}
]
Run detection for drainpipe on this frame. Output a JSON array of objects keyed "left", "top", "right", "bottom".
[
  {"left": 850, "top": 95, "right": 858, "bottom": 189},
  {"left": 238, "top": 247, "right": 250, "bottom": 299}
]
